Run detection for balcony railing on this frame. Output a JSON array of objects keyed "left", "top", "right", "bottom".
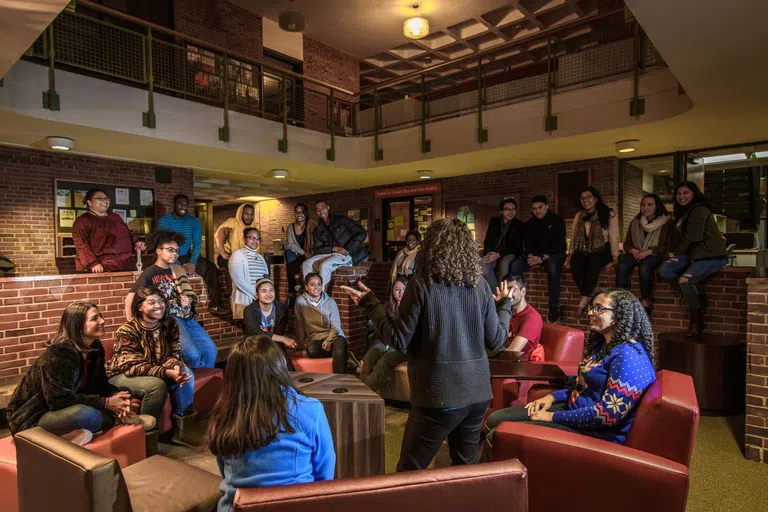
[{"left": 22, "top": 1, "right": 665, "bottom": 162}]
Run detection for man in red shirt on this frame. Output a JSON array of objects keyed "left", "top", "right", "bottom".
[{"left": 504, "top": 273, "right": 543, "bottom": 360}]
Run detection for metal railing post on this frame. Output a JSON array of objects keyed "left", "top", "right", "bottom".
[
  {"left": 142, "top": 27, "right": 156, "bottom": 128},
  {"left": 477, "top": 59, "right": 488, "bottom": 143},
  {"left": 544, "top": 39, "right": 557, "bottom": 132},
  {"left": 351, "top": 102, "right": 357, "bottom": 136},
  {"left": 373, "top": 89, "right": 383, "bottom": 160},
  {"left": 219, "top": 53, "right": 230, "bottom": 141},
  {"left": 326, "top": 89, "right": 336, "bottom": 161},
  {"left": 43, "top": 25, "right": 60, "bottom": 110},
  {"left": 421, "top": 75, "right": 431, "bottom": 153},
  {"left": 278, "top": 72, "right": 288, "bottom": 152},
  {"left": 629, "top": 23, "right": 646, "bottom": 117}
]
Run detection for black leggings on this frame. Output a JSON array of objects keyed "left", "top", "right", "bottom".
[
  {"left": 306, "top": 337, "right": 349, "bottom": 374},
  {"left": 570, "top": 248, "right": 612, "bottom": 297}
]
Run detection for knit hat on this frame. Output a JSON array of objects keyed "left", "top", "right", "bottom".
[{"left": 255, "top": 276, "right": 274, "bottom": 292}]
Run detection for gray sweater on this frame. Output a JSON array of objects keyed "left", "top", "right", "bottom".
[
  {"left": 360, "top": 274, "right": 512, "bottom": 409},
  {"left": 295, "top": 292, "right": 345, "bottom": 343}
]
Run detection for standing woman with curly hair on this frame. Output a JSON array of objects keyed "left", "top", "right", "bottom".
[
  {"left": 486, "top": 288, "right": 656, "bottom": 445},
  {"left": 342, "top": 218, "right": 514, "bottom": 471}
]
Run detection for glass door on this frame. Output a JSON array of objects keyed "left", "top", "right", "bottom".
[
  {"left": 194, "top": 200, "right": 214, "bottom": 260},
  {"left": 384, "top": 199, "right": 411, "bottom": 261}
]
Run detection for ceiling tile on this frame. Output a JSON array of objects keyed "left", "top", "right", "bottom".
[
  {"left": 447, "top": 19, "right": 490, "bottom": 39},
  {"left": 389, "top": 43, "right": 428, "bottom": 59},
  {"left": 418, "top": 31, "right": 457, "bottom": 50},
  {"left": 482, "top": 6, "right": 525, "bottom": 28},
  {"left": 467, "top": 32, "right": 506, "bottom": 50}
]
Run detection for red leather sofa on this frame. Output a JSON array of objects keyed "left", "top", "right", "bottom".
[
  {"left": 233, "top": 459, "right": 529, "bottom": 512},
  {"left": 0, "top": 424, "right": 146, "bottom": 512},
  {"left": 492, "top": 370, "right": 700, "bottom": 512},
  {"left": 491, "top": 322, "right": 584, "bottom": 412},
  {"left": 102, "top": 340, "right": 224, "bottom": 433},
  {"left": 290, "top": 350, "right": 334, "bottom": 373}
]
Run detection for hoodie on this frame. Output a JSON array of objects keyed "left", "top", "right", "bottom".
[
  {"left": 294, "top": 291, "right": 345, "bottom": 343},
  {"left": 215, "top": 203, "right": 258, "bottom": 256}
]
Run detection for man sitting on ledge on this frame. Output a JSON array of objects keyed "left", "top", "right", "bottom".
[{"left": 302, "top": 199, "right": 368, "bottom": 291}]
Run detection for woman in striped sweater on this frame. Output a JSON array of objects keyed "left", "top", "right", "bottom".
[{"left": 229, "top": 227, "right": 270, "bottom": 319}]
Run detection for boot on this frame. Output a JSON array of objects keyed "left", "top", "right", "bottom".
[
  {"left": 687, "top": 309, "right": 703, "bottom": 337},
  {"left": 171, "top": 412, "right": 203, "bottom": 448},
  {"left": 547, "top": 306, "right": 560, "bottom": 323},
  {"left": 145, "top": 429, "right": 160, "bottom": 457}
]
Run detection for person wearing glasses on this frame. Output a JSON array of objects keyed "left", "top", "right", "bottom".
[
  {"left": 72, "top": 188, "right": 145, "bottom": 273},
  {"left": 484, "top": 288, "right": 656, "bottom": 446},
  {"left": 283, "top": 203, "right": 316, "bottom": 299},
  {"left": 124, "top": 229, "right": 217, "bottom": 369},
  {"left": 229, "top": 227, "right": 269, "bottom": 319},
  {"left": 482, "top": 198, "right": 524, "bottom": 291}
]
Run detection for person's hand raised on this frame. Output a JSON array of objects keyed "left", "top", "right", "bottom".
[
  {"left": 340, "top": 280, "right": 372, "bottom": 306},
  {"left": 493, "top": 280, "right": 514, "bottom": 302}
]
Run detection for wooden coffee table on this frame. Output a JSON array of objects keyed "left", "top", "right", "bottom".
[{"left": 291, "top": 372, "right": 385, "bottom": 479}]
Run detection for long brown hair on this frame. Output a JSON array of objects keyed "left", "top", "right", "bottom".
[
  {"left": 50, "top": 301, "right": 101, "bottom": 352},
  {"left": 206, "top": 335, "right": 298, "bottom": 457},
  {"left": 422, "top": 218, "right": 481, "bottom": 287}
]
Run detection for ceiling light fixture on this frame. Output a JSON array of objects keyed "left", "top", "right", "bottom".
[
  {"left": 237, "top": 196, "right": 272, "bottom": 202},
  {"left": 278, "top": 0, "right": 305, "bottom": 32},
  {"left": 271, "top": 169, "right": 289, "bottom": 179},
  {"left": 699, "top": 153, "right": 747, "bottom": 165},
  {"left": 47, "top": 136, "right": 74, "bottom": 151},
  {"left": 417, "top": 170, "right": 433, "bottom": 179},
  {"left": 615, "top": 139, "right": 639, "bottom": 153},
  {"left": 403, "top": 4, "right": 429, "bottom": 40}
]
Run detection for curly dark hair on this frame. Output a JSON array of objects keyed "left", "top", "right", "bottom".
[
  {"left": 145, "top": 229, "right": 186, "bottom": 253},
  {"left": 579, "top": 186, "right": 612, "bottom": 228},
  {"left": 422, "top": 218, "right": 481, "bottom": 288},
  {"left": 583, "top": 288, "right": 655, "bottom": 367}
]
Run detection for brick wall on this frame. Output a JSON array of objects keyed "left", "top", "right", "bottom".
[
  {"left": 746, "top": 276, "right": 768, "bottom": 463},
  {"left": 174, "top": 0, "right": 263, "bottom": 61},
  {"left": 621, "top": 161, "right": 647, "bottom": 236},
  {"left": 0, "top": 145, "right": 194, "bottom": 277}
]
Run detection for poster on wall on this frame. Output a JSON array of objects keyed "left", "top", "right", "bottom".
[
  {"left": 113, "top": 209, "right": 127, "bottom": 223},
  {"left": 74, "top": 190, "right": 88, "bottom": 207},
  {"left": 56, "top": 189, "right": 71, "bottom": 208},
  {"left": 140, "top": 189, "right": 154, "bottom": 206},
  {"left": 59, "top": 208, "right": 76, "bottom": 228},
  {"left": 115, "top": 188, "right": 130, "bottom": 205}
]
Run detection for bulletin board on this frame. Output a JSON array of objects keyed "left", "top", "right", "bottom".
[{"left": 54, "top": 180, "right": 156, "bottom": 258}]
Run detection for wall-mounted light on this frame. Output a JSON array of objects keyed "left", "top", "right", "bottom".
[
  {"left": 417, "top": 170, "right": 433, "bottom": 179},
  {"left": 271, "top": 169, "right": 289, "bottom": 179},
  {"left": 403, "top": 5, "right": 429, "bottom": 39},
  {"left": 47, "top": 136, "right": 74, "bottom": 151},
  {"left": 615, "top": 139, "right": 638, "bottom": 153}
]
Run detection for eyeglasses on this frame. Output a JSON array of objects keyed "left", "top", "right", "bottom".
[
  {"left": 91, "top": 196, "right": 110, "bottom": 202},
  {"left": 502, "top": 207, "right": 516, "bottom": 212},
  {"left": 587, "top": 304, "right": 614, "bottom": 315},
  {"left": 159, "top": 246, "right": 178, "bottom": 253},
  {"left": 245, "top": 236, "right": 260, "bottom": 241}
]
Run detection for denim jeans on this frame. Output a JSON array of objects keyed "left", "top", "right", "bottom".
[
  {"left": 306, "top": 336, "right": 349, "bottom": 374},
  {"left": 483, "top": 254, "right": 518, "bottom": 291},
  {"left": 658, "top": 255, "right": 727, "bottom": 310},
  {"left": 302, "top": 253, "right": 353, "bottom": 291},
  {"left": 109, "top": 366, "right": 195, "bottom": 419},
  {"left": 509, "top": 251, "right": 566, "bottom": 310},
  {"left": 37, "top": 404, "right": 114, "bottom": 434},
  {"left": 175, "top": 316, "right": 217, "bottom": 368},
  {"left": 615, "top": 253, "right": 663, "bottom": 299}
]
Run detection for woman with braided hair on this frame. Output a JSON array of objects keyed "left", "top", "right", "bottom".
[{"left": 485, "top": 288, "right": 656, "bottom": 445}]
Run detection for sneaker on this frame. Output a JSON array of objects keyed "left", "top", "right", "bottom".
[
  {"left": 209, "top": 306, "right": 227, "bottom": 316},
  {"left": 547, "top": 307, "right": 560, "bottom": 323},
  {"left": 60, "top": 429, "right": 94, "bottom": 447},
  {"left": 347, "top": 352, "right": 362, "bottom": 374}
]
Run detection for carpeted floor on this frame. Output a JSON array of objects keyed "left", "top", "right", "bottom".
[{"left": 168, "top": 406, "right": 767, "bottom": 512}]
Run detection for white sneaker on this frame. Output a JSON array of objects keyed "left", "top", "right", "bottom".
[{"left": 60, "top": 429, "right": 94, "bottom": 446}]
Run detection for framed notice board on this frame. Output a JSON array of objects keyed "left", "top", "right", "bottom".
[{"left": 54, "top": 180, "right": 156, "bottom": 258}]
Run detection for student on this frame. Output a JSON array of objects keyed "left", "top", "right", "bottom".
[
  {"left": 510, "top": 195, "right": 567, "bottom": 322},
  {"left": 72, "top": 188, "right": 144, "bottom": 273},
  {"left": 206, "top": 336, "right": 335, "bottom": 512},
  {"left": 485, "top": 289, "right": 656, "bottom": 445},
  {"left": 294, "top": 272, "right": 349, "bottom": 374},
  {"left": 303, "top": 200, "right": 368, "bottom": 290},
  {"left": 616, "top": 193, "right": 677, "bottom": 315},
  {"left": 658, "top": 182, "right": 728, "bottom": 336},
  {"left": 568, "top": 187, "right": 620, "bottom": 317},
  {"left": 482, "top": 198, "right": 524, "bottom": 291},
  {"left": 243, "top": 277, "right": 297, "bottom": 371},
  {"left": 5, "top": 302, "right": 153, "bottom": 445},
  {"left": 158, "top": 194, "right": 225, "bottom": 314},
  {"left": 359, "top": 277, "right": 408, "bottom": 391},
  {"left": 125, "top": 229, "right": 217, "bottom": 369},
  {"left": 390, "top": 231, "right": 423, "bottom": 286},
  {"left": 228, "top": 227, "right": 269, "bottom": 319},
  {"left": 342, "top": 218, "right": 513, "bottom": 471},
  {"left": 284, "top": 203, "right": 317, "bottom": 298},
  {"left": 215, "top": 203, "right": 258, "bottom": 295},
  {"left": 502, "top": 273, "right": 543, "bottom": 361},
  {"left": 108, "top": 287, "right": 198, "bottom": 447}
]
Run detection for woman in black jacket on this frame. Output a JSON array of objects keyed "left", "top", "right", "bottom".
[
  {"left": 342, "top": 218, "right": 513, "bottom": 471},
  {"left": 243, "top": 277, "right": 297, "bottom": 370},
  {"left": 5, "top": 301, "right": 147, "bottom": 444}
]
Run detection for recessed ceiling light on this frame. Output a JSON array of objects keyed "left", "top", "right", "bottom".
[
  {"left": 271, "top": 169, "right": 289, "bottom": 179},
  {"left": 47, "top": 136, "right": 74, "bottom": 151},
  {"left": 615, "top": 139, "right": 638, "bottom": 153},
  {"left": 659, "top": 169, "right": 669, "bottom": 173},
  {"left": 417, "top": 170, "right": 433, "bottom": 179},
  {"left": 237, "top": 196, "right": 272, "bottom": 202}
]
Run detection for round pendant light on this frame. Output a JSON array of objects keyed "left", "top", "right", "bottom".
[{"left": 404, "top": 5, "right": 429, "bottom": 40}]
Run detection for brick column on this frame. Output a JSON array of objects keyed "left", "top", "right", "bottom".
[{"left": 746, "top": 276, "right": 768, "bottom": 463}]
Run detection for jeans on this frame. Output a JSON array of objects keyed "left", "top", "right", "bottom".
[
  {"left": 484, "top": 403, "right": 578, "bottom": 446},
  {"left": 285, "top": 249, "right": 306, "bottom": 295},
  {"left": 398, "top": 401, "right": 488, "bottom": 472},
  {"left": 615, "top": 253, "right": 663, "bottom": 299},
  {"left": 302, "top": 253, "right": 353, "bottom": 291},
  {"left": 37, "top": 404, "right": 114, "bottom": 434},
  {"left": 360, "top": 341, "right": 407, "bottom": 391},
  {"left": 306, "top": 336, "right": 349, "bottom": 374},
  {"left": 658, "top": 255, "right": 727, "bottom": 310},
  {"left": 175, "top": 316, "right": 217, "bottom": 369},
  {"left": 178, "top": 254, "right": 221, "bottom": 307},
  {"left": 109, "top": 366, "right": 195, "bottom": 419},
  {"left": 483, "top": 254, "right": 518, "bottom": 291},
  {"left": 570, "top": 247, "right": 612, "bottom": 297},
  {"left": 510, "top": 251, "right": 566, "bottom": 310}
]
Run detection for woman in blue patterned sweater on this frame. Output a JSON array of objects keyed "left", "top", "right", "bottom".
[{"left": 486, "top": 288, "right": 656, "bottom": 445}]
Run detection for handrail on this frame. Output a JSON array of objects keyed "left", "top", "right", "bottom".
[
  {"left": 358, "top": 6, "right": 625, "bottom": 95},
  {"left": 77, "top": 0, "right": 355, "bottom": 97}
]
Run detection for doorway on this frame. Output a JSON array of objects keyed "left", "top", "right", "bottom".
[
  {"left": 382, "top": 195, "right": 433, "bottom": 261},
  {"left": 194, "top": 199, "right": 214, "bottom": 260}
]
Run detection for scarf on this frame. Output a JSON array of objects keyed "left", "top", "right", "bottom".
[
  {"left": 390, "top": 245, "right": 421, "bottom": 283},
  {"left": 630, "top": 215, "right": 669, "bottom": 251},
  {"left": 571, "top": 210, "right": 606, "bottom": 254}
]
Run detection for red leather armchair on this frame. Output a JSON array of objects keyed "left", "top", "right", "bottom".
[
  {"left": 491, "top": 322, "right": 584, "bottom": 411},
  {"left": 233, "top": 459, "right": 529, "bottom": 512},
  {"left": 492, "top": 370, "right": 699, "bottom": 512},
  {"left": 290, "top": 350, "right": 334, "bottom": 373}
]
